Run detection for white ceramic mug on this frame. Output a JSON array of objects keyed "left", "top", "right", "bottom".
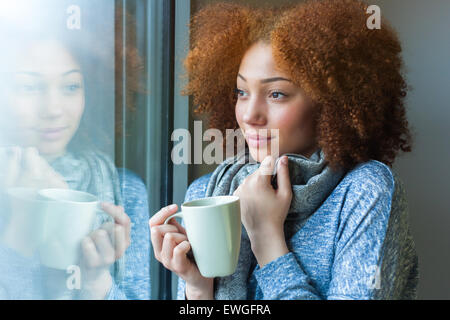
[
  {"left": 164, "top": 196, "right": 241, "bottom": 278},
  {"left": 2, "top": 188, "right": 50, "bottom": 257},
  {"left": 37, "top": 188, "right": 99, "bottom": 270}
]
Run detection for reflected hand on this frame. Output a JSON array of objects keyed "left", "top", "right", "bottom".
[
  {"left": 0, "top": 147, "right": 68, "bottom": 190},
  {"left": 79, "top": 203, "right": 131, "bottom": 299}
]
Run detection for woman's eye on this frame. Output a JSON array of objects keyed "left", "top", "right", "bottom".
[
  {"left": 235, "top": 88, "right": 247, "bottom": 98},
  {"left": 15, "top": 84, "right": 42, "bottom": 94},
  {"left": 235, "top": 89, "right": 286, "bottom": 100},
  {"left": 270, "top": 91, "right": 286, "bottom": 99},
  {"left": 62, "top": 83, "right": 82, "bottom": 94},
  {"left": 235, "top": 89, "right": 248, "bottom": 98}
]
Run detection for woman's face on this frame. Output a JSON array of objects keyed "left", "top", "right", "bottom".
[
  {"left": 236, "top": 41, "right": 318, "bottom": 162},
  {"left": 5, "top": 41, "right": 85, "bottom": 158}
]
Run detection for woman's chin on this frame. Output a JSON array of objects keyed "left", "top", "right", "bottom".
[
  {"left": 248, "top": 147, "right": 273, "bottom": 163},
  {"left": 37, "top": 143, "right": 67, "bottom": 159}
]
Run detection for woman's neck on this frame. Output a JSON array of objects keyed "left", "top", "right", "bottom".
[
  {"left": 298, "top": 143, "right": 320, "bottom": 159},
  {"left": 41, "top": 150, "right": 67, "bottom": 162}
]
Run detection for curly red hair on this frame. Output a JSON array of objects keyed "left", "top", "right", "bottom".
[{"left": 182, "top": 0, "right": 412, "bottom": 171}]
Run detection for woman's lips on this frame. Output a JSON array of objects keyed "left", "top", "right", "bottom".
[
  {"left": 246, "top": 135, "right": 273, "bottom": 148},
  {"left": 36, "top": 127, "right": 68, "bottom": 141}
]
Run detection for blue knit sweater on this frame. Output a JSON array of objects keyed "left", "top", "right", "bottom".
[{"left": 177, "top": 160, "right": 419, "bottom": 300}]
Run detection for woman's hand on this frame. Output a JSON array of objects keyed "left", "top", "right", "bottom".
[
  {"left": 79, "top": 203, "right": 131, "bottom": 299},
  {"left": 149, "top": 205, "right": 214, "bottom": 300},
  {"left": 0, "top": 147, "right": 68, "bottom": 190},
  {"left": 233, "top": 155, "right": 292, "bottom": 267}
]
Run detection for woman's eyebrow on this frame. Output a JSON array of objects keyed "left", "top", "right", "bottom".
[
  {"left": 15, "top": 70, "right": 82, "bottom": 77},
  {"left": 15, "top": 72, "right": 41, "bottom": 77},
  {"left": 238, "top": 73, "right": 291, "bottom": 84},
  {"left": 62, "top": 69, "right": 82, "bottom": 76}
]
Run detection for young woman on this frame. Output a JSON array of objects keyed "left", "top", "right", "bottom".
[
  {"left": 0, "top": 5, "right": 150, "bottom": 299},
  {"left": 150, "top": 0, "right": 418, "bottom": 300}
]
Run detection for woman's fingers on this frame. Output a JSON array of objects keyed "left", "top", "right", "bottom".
[
  {"left": 172, "top": 240, "right": 193, "bottom": 274},
  {"left": 46, "top": 169, "right": 69, "bottom": 189},
  {"left": 150, "top": 223, "right": 192, "bottom": 275},
  {"left": 149, "top": 204, "right": 178, "bottom": 227},
  {"left": 87, "top": 221, "right": 129, "bottom": 267},
  {"left": 0, "top": 146, "right": 67, "bottom": 189},
  {"left": 114, "top": 224, "right": 129, "bottom": 259},
  {"left": 148, "top": 204, "right": 186, "bottom": 235},
  {"left": 167, "top": 218, "right": 186, "bottom": 235},
  {"left": 257, "top": 155, "right": 276, "bottom": 185},
  {"left": 101, "top": 203, "right": 128, "bottom": 225},
  {"left": 101, "top": 203, "right": 131, "bottom": 241},
  {"left": 90, "top": 229, "right": 116, "bottom": 265},
  {"left": 233, "top": 185, "right": 241, "bottom": 197},
  {"left": 22, "top": 147, "right": 41, "bottom": 179},
  {"left": 106, "top": 223, "right": 128, "bottom": 260},
  {"left": 276, "top": 156, "right": 292, "bottom": 199},
  {"left": 150, "top": 224, "right": 178, "bottom": 259},
  {"left": 81, "top": 236, "right": 102, "bottom": 268},
  {"left": 2, "top": 147, "right": 21, "bottom": 188},
  {"left": 81, "top": 229, "right": 117, "bottom": 269},
  {"left": 160, "top": 232, "right": 188, "bottom": 268}
]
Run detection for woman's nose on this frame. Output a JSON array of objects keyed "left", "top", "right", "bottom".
[
  {"left": 242, "top": 97, "right": 267, "bottom": 126},
  {"left": 40, "top": 88, "right": 64, "bottom": 118}
]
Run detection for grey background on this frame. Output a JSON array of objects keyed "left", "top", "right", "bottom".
[
  {"left": 372, "top": 0, "right": 450, "bottom": 300},
  {"left": 187, "top": 0, "right": 450, "bottom": 299}
]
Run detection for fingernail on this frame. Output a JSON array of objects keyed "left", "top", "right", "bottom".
[
  {"left": 263, "top": 156, "right": 272, "bottom": 166},
  {"left": 101, "top": 202, "right": 112, "bottom": 210},
  {"left": 281, "top": 156, "right": 288, "bottom": 165},
  {"left": 27, "top": 147, "right": 38, "bottom": 156},
  {"left": 169, "top": 204, "right": 177, "bottom": 210}
]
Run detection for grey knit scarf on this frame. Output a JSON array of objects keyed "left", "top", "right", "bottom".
[{"left": 205, "top": 149, "right": 346, "bottom": 300}]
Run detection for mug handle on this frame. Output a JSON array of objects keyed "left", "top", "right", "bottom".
[{"left": 164, "top": 212, "right": 183, "bottom": 225}]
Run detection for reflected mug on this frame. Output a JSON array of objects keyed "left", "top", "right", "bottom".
[
  {"left": 37, "top": 188, "right": 99, "bottom": 270},
  {"left": 2, "top": 188, "right": 51, "bottom": 257},
  {"left": 164, "top": 196, "right": 241, "bottom": 278}
]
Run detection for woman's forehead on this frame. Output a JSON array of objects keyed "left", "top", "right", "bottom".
[
  {"left": 238, "top": 42, "right": 290, "bottom": 82},
  {"left": 13, "top": 41, "right": 81, "bottom": 76}
]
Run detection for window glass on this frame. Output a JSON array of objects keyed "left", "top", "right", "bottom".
[{"left": 0, "top": 0, "right": 157, "bottom": 300}]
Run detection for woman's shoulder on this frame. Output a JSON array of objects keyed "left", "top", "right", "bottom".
[
  {"left": 115, "top": 169, "right": 150, "bottom": 229},
  {"left": 331, "top": 160, "right": 408, "bottom": 223},
  {"left": 184, "top": 173, "right": 213, "bottom": 202},
  {"left": 340, "top": 160, "right": 397, "bottom": 195},
  {"left": 117, "top": 168, "right": 147, "bottom": 200}
]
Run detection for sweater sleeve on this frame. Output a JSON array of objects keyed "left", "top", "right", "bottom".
[
  {"left": 253, "top": 162, "right": 418, "bottom": 300},
  {"left": 327, "top": 165, "right": 418, "bottom": 300},
  {"left": 253, "top": 252, "right": 322, "bottom": 299},
  {"left": 105, "top": 169, "right": 151, "bottom": 300}
]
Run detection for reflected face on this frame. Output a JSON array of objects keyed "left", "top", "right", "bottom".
[
  {"left": 235, "top": 41, "right": 317, "bottom": 162},
  {"left": 5, "top": 41, "right": 85, "bottom": 157}
]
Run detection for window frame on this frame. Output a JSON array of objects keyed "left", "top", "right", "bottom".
[
  {"left": 117, "top": 0, "right": 190, "bottom": 300},
  {"left": 116, "top": 0, "right": 186, "bottom": 300}
]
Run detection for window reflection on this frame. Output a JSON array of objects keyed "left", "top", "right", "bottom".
[{"left": 0, "top": 0, "right": 150, "bottom": 300}]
